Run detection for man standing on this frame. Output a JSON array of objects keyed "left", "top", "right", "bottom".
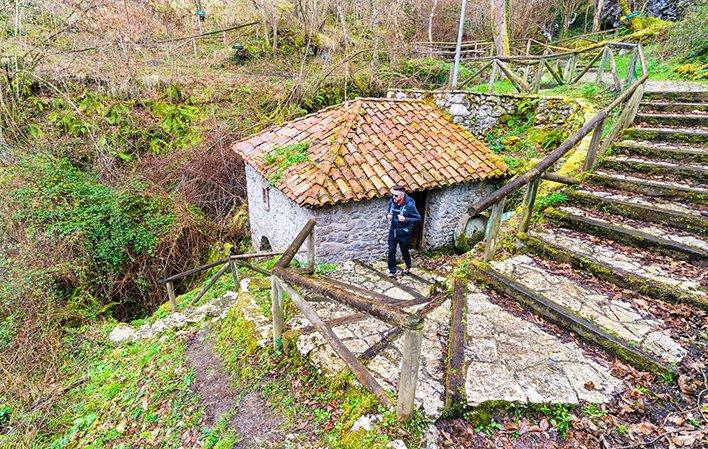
[{"left": 387, "top": 186, "right": 421, "bottom": 277}]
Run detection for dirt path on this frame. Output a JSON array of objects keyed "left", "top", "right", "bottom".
[{"left": 186, "top": 329, "right": 284, "bottom": 448}]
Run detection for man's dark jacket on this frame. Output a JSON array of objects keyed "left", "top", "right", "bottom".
[{"left": 388, "top": 195, "right": 421, "bottom": 237}]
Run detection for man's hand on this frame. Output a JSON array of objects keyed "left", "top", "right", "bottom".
[
  {"left": 387, "top": 213, "right": 392, "bottom": 222},
  {"left": 398, "top": 215, "right": 405, "bottom": 222}
]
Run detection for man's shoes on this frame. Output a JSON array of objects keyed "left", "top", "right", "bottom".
[
  {"left": 401, "top": 268, "right": 411, "bottom": 275},
  {"left": 388, "top": 271, "right": 397, "bottom": 278}
]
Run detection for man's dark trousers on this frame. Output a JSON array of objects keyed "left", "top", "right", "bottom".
[{"left": 388, "top": 228, "right": 412, "bottom": 274}]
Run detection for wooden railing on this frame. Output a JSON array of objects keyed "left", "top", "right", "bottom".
[
  {"left": 456, "top": 41, "right": 643, "bottom": 93},
  {"left": 158, "top": 250, "right": 283, "bottom": 311},
  {"left": 270, "top": 220, "right": 425, "bottom": 420},
  {"left": 458, "top": 42, "right": 648, "bottom": 261}
]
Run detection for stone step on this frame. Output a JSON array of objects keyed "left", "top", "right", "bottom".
[
  {"left": 566, "top": 187, "right": 708, "bottom": 236},
  {"left": 642, "top": 91, "right": 708, "bottom": 103},
  {"left": 639, "top": 101, "right": 708, "bottom": 114},
  {"left": 522, "top": 227, "right": 707, "bottom": 310},
  {"left": 545, "top": 205, "right": 708, "bottom": 262},
  {"left": 291, "top": 262, "right": 624, "bottom": 417},
  {"left": 635, "top": 112, "right": 708, "bottom": 128},
  {"left": 588, "top": 170, "right": 708, "bottom": 206},
  {"left": 614, "top": 140, "right": 708, "bottom": 164},
  {"left": 488, "top": 255, "right": 685, "bottom": 366},
  {"left": 622, "top": 126, "right": 708, "bottom": 145},
  {"left": 600, "top": 155, "right": 708, "bottom": 183}
]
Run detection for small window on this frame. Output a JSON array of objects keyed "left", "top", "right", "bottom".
[{"left": 261, "top": 186, "right": 270, "bottom": 211}]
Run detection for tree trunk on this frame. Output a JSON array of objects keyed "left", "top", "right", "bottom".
[
  {"left": 490, "top": 0, "right": 510, "bottom": 57},
  {"left": 428, "top": 0, "right": 440, "bottom": 44},
  {"left": 592, "top": 0, "right": 606, "bottom": 32}
]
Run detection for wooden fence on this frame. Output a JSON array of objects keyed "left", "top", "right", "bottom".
[
  {"left": 457, "top": 42, "right": 649, "bottom": 262},
  {"left": 158, "top": 220, "right": 427, "bottom": 421}
]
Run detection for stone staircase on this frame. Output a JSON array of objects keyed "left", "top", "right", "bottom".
[
  {"left": 245, "top": 90, "right": 705, "bottom": 420},
  {"left": 474, "top": 89, "right": 706, "bottom": 374}
]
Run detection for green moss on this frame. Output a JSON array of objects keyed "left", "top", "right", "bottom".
[{"left": 262, "top": 141, "right": 311, "bottom": 185}]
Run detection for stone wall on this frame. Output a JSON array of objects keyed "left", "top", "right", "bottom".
[
  {"left": 245, "top": 165, "right": 314, "bottom": 256},
  {"left": 247, "top": 164, "right": 496, "bottom": 263},
  {"left": 312, "top": 197, "right": 390, "bottom": 263},
  {"left": 387, "top": 90, "right": 583, "bottom": 139},
  {"left": 422, "top": 182, "right": 496, "bottom": 249}
]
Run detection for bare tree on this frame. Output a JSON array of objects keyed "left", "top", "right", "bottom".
[{"left": 592, "top": 0, "right": 606, "bottom": 31}]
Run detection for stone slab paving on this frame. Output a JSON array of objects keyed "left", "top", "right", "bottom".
[
  {"left": 491, "top": 254, "right": 687, "bottom": 363},
  {"left": 575, "top": 186, "right": 707, "bottom": 216},
  {"left": 532, "top": 227, "right": 706, "bottom": 298},
  {"left": 559, "top": 205, "right": 708, "bottom": 252},
  {"left": 285, "top": 261, "right": 623, "bottom": 417}
]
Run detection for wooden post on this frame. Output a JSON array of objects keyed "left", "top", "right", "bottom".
[
  {"left": 487, "top": 60, "right": 498, "bottom": 93},
  {"left": 484, "top": 197, "right": 506, "bottom": 262},
  {"left": 532, "top": 57, "right": 545, "bottom": 93},
  {"left": 166, "top": 281, "right": 177, "bottom": 312},
  {"left": 445, "top": 280, "right": 466, "bottom": 406},
  {"left": 277, "top": 219, "right": 316, "bottom": 269},
  {"left": 396, "top": 327, "right": 424, "bottom": 420},
  {"left": 229, "top": 259, "right": 240, "bottom": 290},
  {"left": 523, "top": 39, "right": 532, "bottom": 82},
  {"left": 518, "top": 178, "right": 540, "bottom": 233},
  {"left": 607, "top": 49, "right": 622, "bottom": 91},
  {"left": 583, "top": 116, "right": 606, "bottom": 171},
  {"left": 625, "top": 48, "right": 638, "bottom": 88},
  {"left": 306, "top": 229, "right": 315, "bottom": 274},
  {"left": 566, "top": 54, "right": 578, "bottom": 83},
  {"left": 187, "top": 262, "right": 230, "bottom": 308},
  {"left": 271, "top": 276, "right": 284, "bottom": 350},
  {"left": 496, "top": 60, "right": 530, "bottom": 92},
  {"left": 596, "top": 47, "right": 608, "bottom": 84}
]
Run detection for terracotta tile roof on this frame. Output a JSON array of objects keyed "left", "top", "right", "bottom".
[{"left": 232, "top": 98, "right": 507, "bottom": 207}]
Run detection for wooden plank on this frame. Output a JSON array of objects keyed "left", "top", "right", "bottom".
[
  {"left": 571, "top": 49, "right": 603, "bottom": 83},
  {"left": 166, "top": 281, "right": 177, "bottom": 312},
  {"left": 583, "top": 116, "right": 606, "bottom": 171},
  {"left": 187, "top": 262, "right": 229, "bottom": 308},
  {"left": 496, "top": 60, "right": 530, "bottom": 92},
  {"left": 277, "top": 219, "right": 316, "bottom": 269},
  {"left": 276, "top": 278, "right": 393, "bottom": 408},
  {"left": 271, "top": 276, "right": 284, "bottom": 350},
  {"left": 396, "top": 328, "right": 424, "bottom": 420},
  {"left": 273, "top": 266, "right": 423, "bottom": 329},
  {"left": 445, "top": 280, "right": 466, "bottom": 407},
  {"left": 625, "top": 47, "right": 638, "bottom": 87},
  {"left": 544, "top": 60, "right": 564, "bottom": 85},
  {"left": 517, "top": 178, "right": 540, "bottom": 233},
  {"left": 484, "top": 198, "right": 506, "bottom": 262}
]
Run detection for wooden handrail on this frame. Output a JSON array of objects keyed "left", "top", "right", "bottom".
[
  {"left": 466, "top": 73, "right": 647, "bottom": 216},
  {"left": 158, "top": 251, "right": 283, "bottom": 284}
]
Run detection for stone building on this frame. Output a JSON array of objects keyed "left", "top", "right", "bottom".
[{"left": 232, "top": 97, "right": 507, "bottom": 263}]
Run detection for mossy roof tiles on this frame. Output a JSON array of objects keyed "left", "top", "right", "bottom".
[{"left": 232, "top": 97, "right": 507, "bottom": 207}]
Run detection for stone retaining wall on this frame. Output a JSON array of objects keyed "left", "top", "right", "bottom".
[{"left": 387, "top": 89, "right": 583, "bottom": 138}]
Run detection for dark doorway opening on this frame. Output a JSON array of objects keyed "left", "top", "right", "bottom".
[
  {"left": 259, "top": 236, "right": 272, "bottom": 252},
  {"left": 408, "top": 191, "right": 428, "bottom": 250}
]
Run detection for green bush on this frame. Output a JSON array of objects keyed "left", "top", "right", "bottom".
[
  {"left": 662, "top": 3, "right": 708, "bottom": 63},
  {"left": 9, "top": 156, "right": 175, "bottom": 281}
]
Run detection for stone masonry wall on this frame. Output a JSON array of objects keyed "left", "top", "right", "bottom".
[
  {"left": 312, "top": 197, "right": 390, "bottom": 263},
  {"left": 387, "top": 90, "right": 583, "bottom": 139},
  {"left": 246, "top": 165, "right": 314, "bottom": 256},
  {"left": 422, "top": 182, "right": 497, "bottom": 249}
]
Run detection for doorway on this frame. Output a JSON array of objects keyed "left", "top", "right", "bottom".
[{"left": 408, "top": 191, "right": 428, "bottom": 250}]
